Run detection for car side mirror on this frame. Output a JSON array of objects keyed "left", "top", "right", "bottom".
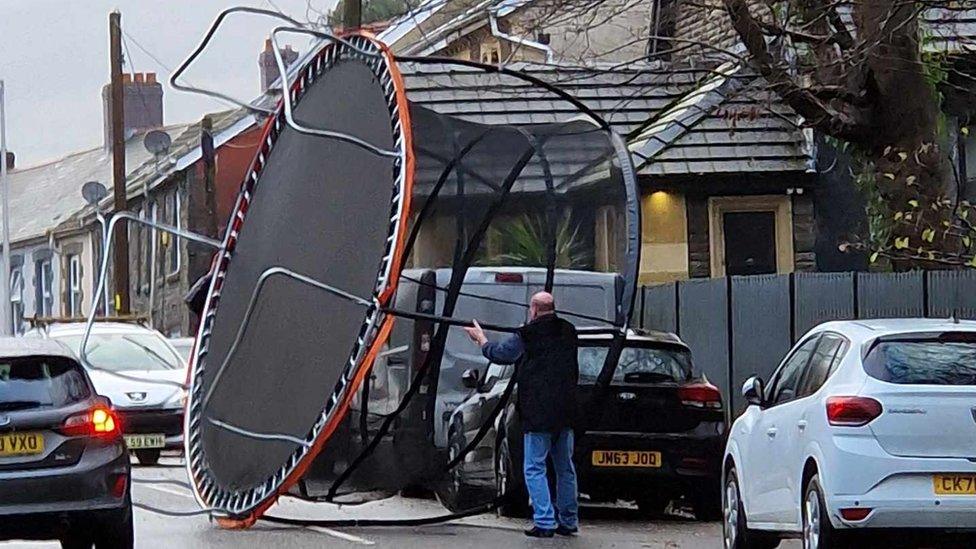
[
  {"left": 461, "top": 368, "right": 481, "bottom": 390},
  {"left": 742, "top": 376, "right": 764, "bottom": 408}
]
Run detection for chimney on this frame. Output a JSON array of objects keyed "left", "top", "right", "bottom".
[
  {"left": 259, "top": 39, "right": 300, "bottom": 93},
  {"left": 102, "top": 71, "right": 164, "bottom": 147},
  {"left": 4, "top": 151, "right": 13, "bottom": 171}
]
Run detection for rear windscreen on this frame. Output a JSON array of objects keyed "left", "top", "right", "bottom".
[
  {"left": 864, "top": 338, "right": 976, "bottom": 385},
  {"left": 578, "top": 344, "right": 692, "bottom": 384},
  {"left": 0, "top": 356, "right": 91, "bottom": 410}
]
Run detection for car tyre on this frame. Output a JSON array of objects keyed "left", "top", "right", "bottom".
[
  {"left": 495, "top": 436, "right": 528, "bottom": 518},
  {"left": 691, "top": 483, "right": 723, "bottom": 522},
  {"left": 724, "top": 468, "right": 779, "bottom": 549},
  {"left": 803, "top": 474, "right": 842, "bottom": 549},
  {"left": 636, "top": 495, "right": 669, "bottom": 517},
  {"left": 134, "top": 449, "right": 161, "bottom": 465},
  {"left": 435, "top": 428, "right": 480, "bottom": 512}
]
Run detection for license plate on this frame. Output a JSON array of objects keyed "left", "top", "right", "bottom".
[
  {"left": 934, "top": 474, "right": 976, "bottom": 495},
  {"left": 0, "top": 432, "right": 44, "bottom": 457},
  {"left": 591, "top": 450, "right": 661, "bottom": 468},
  {"left": 125, "top": 434, "right": 166, "bottom": 450}
]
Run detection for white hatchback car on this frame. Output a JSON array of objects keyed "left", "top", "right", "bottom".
[
  {"left": 26, "top": 321, "right": 187, "bottom": 466},
  {"left": 724, "top": 319, "right": 976, "bottom": 548}
]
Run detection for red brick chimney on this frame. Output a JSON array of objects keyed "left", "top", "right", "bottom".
[
  {"left": 101, "top": 72, "right": 164, "bottom": 147},
  {"left": 259, "top": 39, "right": 299, "bottom": 93}
]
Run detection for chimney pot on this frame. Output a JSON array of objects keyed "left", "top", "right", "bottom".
[
  {"left": 4, "top": 151, "right": 13, "bottom": 171},
  {"left": 134, "top": 72, "right": 145, "bottom": 83},
  {"left": 122, "top": 73, "right": 132, "bottom": 84},
  {"left": 146, "top": 72, "right": 157, "bottom": 84},
  {"left": 265, "top": 38, "right": 273, "bottom": 51}
]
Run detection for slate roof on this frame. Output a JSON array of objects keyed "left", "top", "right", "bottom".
[
  {"left": 400, "top": 61, "right": 814, "bottom": 178},
  {"left": 923, "top": 8, "right": 975, "bottom": 54},
  {"left": 2, "top": 125, "right": 190, "bottom": 245}
]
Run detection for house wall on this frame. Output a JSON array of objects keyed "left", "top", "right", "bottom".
[
  {"left": 56, "top": 230, "right": 97, "bottom": 319},
  {"left": 639, "top": 191, "right": 689, "bottom": 284}
]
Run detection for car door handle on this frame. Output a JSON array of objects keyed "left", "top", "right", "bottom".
[
  {"left": 766, "top": 427, "right": 777, "bottom": 438},
  {"left": 797, "top": 420, "right": 808, "bottom": 431}
]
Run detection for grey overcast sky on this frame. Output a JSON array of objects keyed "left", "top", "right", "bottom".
[{"left": 0, "top": 0, "right": 335, "bottom": 167}]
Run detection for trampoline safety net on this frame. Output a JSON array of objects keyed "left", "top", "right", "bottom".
[{"left": 185, "top": 31, "right": 641, "bottom": 524}]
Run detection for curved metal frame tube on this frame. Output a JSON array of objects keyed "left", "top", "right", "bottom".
[{"left": 81, "top": 211, "right": 221, "bottom": 389}]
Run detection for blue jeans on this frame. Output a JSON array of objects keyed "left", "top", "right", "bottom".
[{"left": 523, "top": 429, "right": 578, "bottom": 530}]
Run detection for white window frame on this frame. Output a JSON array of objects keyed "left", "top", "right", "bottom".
[
  {"left": 68, "top": 254, "right": 82, "bottom": 317},
  {"left": 36, "top": 258, "right": 53, "bottom": 317},
  {"left": 10, "top": 267, "right": 23, "bottom": 334}
]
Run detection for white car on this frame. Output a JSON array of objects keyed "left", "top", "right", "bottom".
[
  {"left": 26, "top": 321, "right": 187, "bottom": 465},
  {"left": 723, "top": 318, "right": 976, "bottom": 548}
]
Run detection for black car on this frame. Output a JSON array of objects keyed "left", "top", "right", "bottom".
[
  {"left": 440, "top": 329, "right": 726, "bottom": 520},
  {"left": 0, "top": 339, "right": 133, "bottom": 548}
]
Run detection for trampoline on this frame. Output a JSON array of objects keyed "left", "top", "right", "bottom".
[{"left": 98, "top": 7, "right": 646, "bottom": 527}]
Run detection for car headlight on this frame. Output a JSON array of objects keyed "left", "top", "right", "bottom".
[{"left": 166, "top": 388, "right": 189, "bottom": 409}]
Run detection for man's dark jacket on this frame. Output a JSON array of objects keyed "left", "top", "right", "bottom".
[{"left": 516, "top": 314, "right": 579, "bottom": 433}]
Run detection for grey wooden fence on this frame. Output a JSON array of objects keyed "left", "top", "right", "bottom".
[{"left": 638, "top": 270, "right": 976, "bottom": 417}]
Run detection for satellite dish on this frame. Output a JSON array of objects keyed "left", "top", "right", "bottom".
[
  {"left": 81, "top": 181, "right": 109, "bottom": 207},
  {"left": 143, "top": 130, "right": 172, "bottom": 156}
]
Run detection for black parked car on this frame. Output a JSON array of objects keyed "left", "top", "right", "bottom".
[
  {"left": 0, "top": 339, "right": 133, "bottom": 548},
  {"left": 440, "top": 329, "right": 726, "bottom": 520}
]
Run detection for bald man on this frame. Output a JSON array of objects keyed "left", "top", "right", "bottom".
[{"left": 465, "top": 292, "right": 579, "bottom": 538}]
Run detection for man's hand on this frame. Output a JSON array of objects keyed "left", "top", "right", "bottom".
[{"left": 464, "top": 319, "right": 488, "bottom": 347}]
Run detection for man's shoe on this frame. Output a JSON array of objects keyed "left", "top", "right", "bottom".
[
  {"left": 555, "top": 525, "right": 578, "bottom": 536},
  {"left": 524, "top": 527, "right": 555, "bottom": 538}
]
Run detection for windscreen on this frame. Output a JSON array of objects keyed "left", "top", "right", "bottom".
[
  {"left": 0, "top": 356, "right": 91, "bottom": 410},
  {"left": 864, "top": 336, "right": 976, "bottom": 385},
  {"left": 59, "top": 333, "right": 182, "bottom": 372},
  {"left": 578, "top": 344, "right": 693, "bottom": 384}
]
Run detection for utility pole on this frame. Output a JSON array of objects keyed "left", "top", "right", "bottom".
[
  {"left": 0, "top": 81, "right": 12, "bottom": 335},
  {"left": 342, "top": 0, "right": 361, "bottom": 31},
  {"left": 109, "top": 10, "right": 130, "bottom": 315}
]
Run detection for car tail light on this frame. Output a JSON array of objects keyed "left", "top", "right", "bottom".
[
  {"left": 678, "top": 383, "right": 723, "bottom": 409},
  {"left": 60, "top": 407, "right": 121, "bottom": 438},
  {"left": 826, "top": 396, "right": 882, "bottom": 427},
  {"left": 494, "top": 272, "right": 523, "bottom": 283},
  {"left": 840, "top": 507, "right": 871, "bottom": 521}
]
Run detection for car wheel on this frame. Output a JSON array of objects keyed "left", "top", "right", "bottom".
[
  {"left": 495, "top": 437, "right": 528, "bottom": 518},
  {"left": 435, "top": 429, "right": 479, "bottom": 512},
  {"left": 134, "top": 449, "right": 161, "bottom": 465},
  {"left": 803, "top": 474, "right": 842, "bottom": 549},
  {"left": 724, "top": 468, "right": 779, "bottom": 549},
  {"left": 60, "top": 534, "right": 93, "bottom": 549},
  {"left": 691, "top": 482, "right": 723, "bottom": 522},
  {"left": 636, "top": 495, "right": 669, "bottom": 517}
]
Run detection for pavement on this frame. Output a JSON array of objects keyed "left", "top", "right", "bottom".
[{"left": 0, "top": 455, "right": 756, "bottom": 549}]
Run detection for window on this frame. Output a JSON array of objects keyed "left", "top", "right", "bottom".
[
  {"left": 145, "top": 201, "right": 158, "bottom": 282},
  {"left": 797, "top": 333, "right": 847, "bottom": 398},
  {"left": 647, "top": 0, "right": 676, "bottom": 57},
  {"left": 67, "top": 254, "right": 82, "bottom": 317},
  {"left": 0, "top": 356, "right": 91, "bottom": 409},
  {"left": 578, "top": 344, "right": 693, "bottom": 384},
  {"left": 766, "top": 336, "right": 819, "bottom": 405},
  {"left": 480, "top": 40, "right": 501, "bottom": 64},
  {"left": 34, "top": 258, "right": 54, "bottom": 317},
  {"left": 863, "top": 333, "right": 976, "bottom": 385},
  {"left": 168, "top": 190, "right": 181, "bottom": 276},
  {"left": 10, "top": 266, "right": 23, "bottom": 334},
  {"left": 57, "top": 332, "right": 181, "bottom": 372},
  {"left": 961, "top": 122, "right": 976, "bottom": 201}
]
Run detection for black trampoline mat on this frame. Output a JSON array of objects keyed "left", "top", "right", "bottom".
[{"left": 198, "top": 58, "right": 397, "bottom": 492}]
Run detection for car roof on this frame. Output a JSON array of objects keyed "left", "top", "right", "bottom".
[
  {"left": 35, "top": 321, "right": 157, "bottom": 337},
  {"left": 577, "top": 328, "right": 689, "bottom": 349},
  {"left": 810, "top": 318, "right": 976, "bottom": 343},
  {"left": 0, "top": 337, "right": 77, "bottom": 360}
]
